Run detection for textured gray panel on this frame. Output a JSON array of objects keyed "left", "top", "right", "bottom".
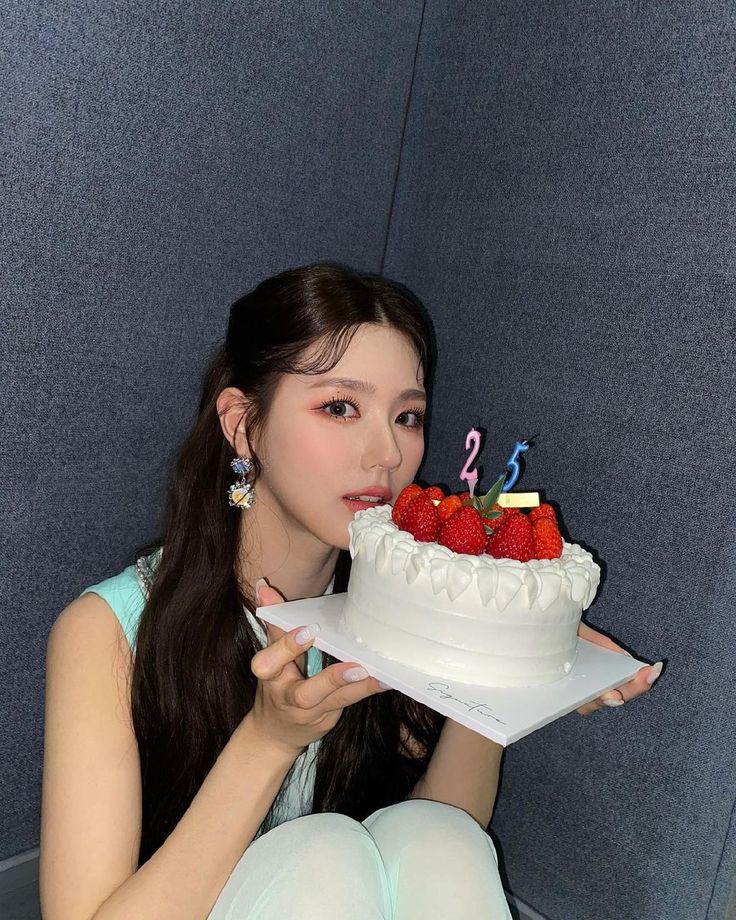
[
  {"left": 1, "top": 0, "right": 423, "bottom": 861},
  {"left": 385, "top": 2, "right": 736, "bottom": 919}
]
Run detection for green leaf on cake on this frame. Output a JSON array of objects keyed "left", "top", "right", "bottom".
[
  {"left": 471, "top": 473, "right": 506, "bottom": 517},
  {"left": 482, "top": 474, "right": 506, "bottom": 510}
]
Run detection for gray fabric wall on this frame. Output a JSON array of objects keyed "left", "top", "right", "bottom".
[
  {"left": 4, "top": 1, "right": 735, "bottom": 919},
  {"left": 386, "top": 3, "right": 736, "bottom": 919},
  {"left": 1, "top": 0, "right": 423, "bottom": 862}
]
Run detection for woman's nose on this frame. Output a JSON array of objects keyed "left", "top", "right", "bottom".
[{"left": 362, "top": 424, "right": 402, "bottom": 471}]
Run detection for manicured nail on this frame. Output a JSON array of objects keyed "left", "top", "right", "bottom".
[
  {"left": 343, "top": 666, "right": 370, "bottom": 682},
  {"left": 294, "top": 623, "right": 321, "bottom": 645},
  {"left": 603, "top": 698, "right": 624, "bottom": 707},
  {"left": 646, "top": 661, "right": 663, "bottom": 686},
  {"left": 378, "top": 681, "right": 392, "bottom": 690},
  {"left": 255, "top": 577, "right": 268, "bottom": 601}
]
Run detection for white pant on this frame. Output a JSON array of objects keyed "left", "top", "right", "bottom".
[{"left": 208, "top": 799, "right": 513, "bottom": 919}]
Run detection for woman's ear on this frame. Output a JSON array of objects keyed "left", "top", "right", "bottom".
[{"left": 216, "top": 387, "right": 252, "bottom": 457}]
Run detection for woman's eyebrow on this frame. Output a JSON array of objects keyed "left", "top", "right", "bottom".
[{"left": 307, "top": 376, "right": 426, "bottom": 401}]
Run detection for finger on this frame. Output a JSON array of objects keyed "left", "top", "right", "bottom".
[
  {"left": 577, "top": 698, "right": 609, "bottom": 716},
  {"left": 289, "top": 661, "right": 390, "bottom": 711},
  {"left": 577, "top": 662, "right": 663, "bottom": 716},
  {"left": 578, "top": 622, "right": 632, "bottom": 655},
  {"left": 251, "top": 622, "right": 322, "bottom": 682},
  {"left": 260, "top": 619, "right": 286, "bottom": 647},
  {"left": 255, "top": 579, "right": 286, "bottom": 607},
  {"left": 254, "top": 579, "right": 287, "bottom": 647},
  {"left": 614, "top": 663, "right": 663, "bottom": 702}
]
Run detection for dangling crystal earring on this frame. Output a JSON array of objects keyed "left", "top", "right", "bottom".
[{"left": 228, "top": 457, "right": 255, "bottom": 509}]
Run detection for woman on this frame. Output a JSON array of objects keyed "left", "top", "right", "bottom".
[{"left": 40, "top": 262, "right": 661, "bottom": 919}]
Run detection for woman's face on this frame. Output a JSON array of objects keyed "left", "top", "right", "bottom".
[{"left": 253, "top": 323, "right": 427, "bottom": 551}]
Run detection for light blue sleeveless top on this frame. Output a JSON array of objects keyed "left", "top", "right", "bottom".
[{"left": 79, "top": 548, "right": 331, "bottom": 840}]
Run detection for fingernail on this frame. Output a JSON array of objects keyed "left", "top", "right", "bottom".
[
  {"left": 294, "top": 623, "right": 321, "bottom": 645},
  {"left": 378, "top": 681, "right": 391, "bottom": 690},
  {"left": 646, "top": 661, "right": 663, "bottom": 686},
  {"left": 343, "top": 666, "right": 369, "bottom": 682},
  {"left": 255, "top": 577, "right": 268, "bottom": 601},
  {"left": 603, "top": 698, "right": 624, "bottom": 707}
]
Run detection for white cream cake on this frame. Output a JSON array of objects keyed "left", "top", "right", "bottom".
[{"left": 344, "top": 505, "right": 601, "bottom": 688}]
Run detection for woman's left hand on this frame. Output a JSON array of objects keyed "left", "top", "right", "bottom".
[{"left": 575, "top": 622, "right": 663, "bottom": 716}]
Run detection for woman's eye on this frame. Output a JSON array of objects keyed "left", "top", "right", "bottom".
[
  {"left": 322, "top": 400, "right": 359, "bottom": 419},
  {"left": 398, "top": 410, "right": 425, "bottom": 428}
]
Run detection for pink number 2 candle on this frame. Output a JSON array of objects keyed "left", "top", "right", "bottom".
[{"left": 459, "top": 427, "right": 481, "bottom": 498}]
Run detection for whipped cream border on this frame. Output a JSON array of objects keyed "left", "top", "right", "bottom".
[{"left": 348, "top": 505, "right": 601, "bottom": 612}]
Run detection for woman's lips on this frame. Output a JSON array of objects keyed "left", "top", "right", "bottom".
[{"left": 342, "top": 497, "right": 390, "bottom": 512}]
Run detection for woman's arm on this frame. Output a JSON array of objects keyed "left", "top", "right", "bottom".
[
  {"left": 41, "top": 596, "right": 298, "bottom": 920},
  {"left": 407, "top": 719, "right": 503, "bottom": 828},
  {"left": 90, "top": 714, "right": 296, "bottom": 920},
  {"left": 404, "top": 622, "right": 662, "bottom": 827}
]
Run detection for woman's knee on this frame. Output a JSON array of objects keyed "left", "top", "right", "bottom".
[
  {"left": 366, "top": 797, "right": 482, "bottom": 834},
  {"left": 209, "top": 813, "right": 390, "bottom": 919},
  {"left": 360, "top": 801, "right": 510, "bottom": 919},
  {"left": 364, "top": 799, "right": 499, "bottom": 865},
  {"left": 283, "top": 812, "right": 373, "bottom": 854},
  {"left": 260, "top": 812, "right": 386, "bottom": 877}
]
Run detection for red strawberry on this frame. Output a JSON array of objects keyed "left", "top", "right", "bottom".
[
  {"left": 392, "top": 484, "right": 424, "bottom": 527},
  {"left": 424, "top": 485, "right": 446, "bottom": 503},
  {"left": 401, "top": 493, "right": 440, "bottom": 542},
  {"left": 487, "top": 513, "right": 534, "bottom": 562},
  {"left": 437, "top": 494, "right": 463, "bottom": 521},
  {"left": 532, "top": 517, "right": 563, "bottom": 559},
  {"left": 437, "top": 507, "right": 487, "bottom": 555},
  {"left": 483, "top": 503, "right": 520, "bottom": 532},
  {"left": 529, "top": 502, "right": 557, "bottom": 525}
]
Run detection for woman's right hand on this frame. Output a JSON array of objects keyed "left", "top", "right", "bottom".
[{"left": 247, "top": 582, "right": 389, "bottom": 757}]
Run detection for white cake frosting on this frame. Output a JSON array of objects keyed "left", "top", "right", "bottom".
[{"left": 344, "top": 505, "right": 601, "bottom": 687}]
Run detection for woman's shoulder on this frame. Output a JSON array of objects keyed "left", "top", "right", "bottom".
[
  {"left": 75, "top": 547, "right": 162, "bottom": 650},
  {"left": 79, "top": 563, "right": 138, "bottom": 599}
]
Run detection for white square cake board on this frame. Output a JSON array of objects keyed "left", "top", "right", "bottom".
[{"left": 256, "top": 593, "right": 647, "bottom": 746}]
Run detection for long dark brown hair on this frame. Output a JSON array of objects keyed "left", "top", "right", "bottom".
[{"left": 130, "top": 262, "right": 444, "bottom": 867}]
